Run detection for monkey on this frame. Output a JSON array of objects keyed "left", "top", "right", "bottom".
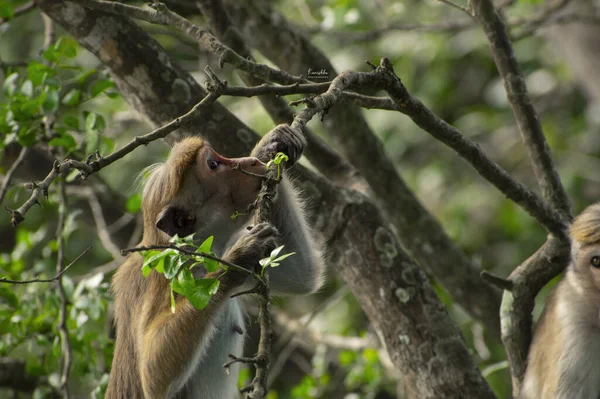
[
  {"left": 520, "top": 203, "right": 600, "bottom": 399},
  {"left": 105, "top": 125, "right": 323, "bottom": 399}
]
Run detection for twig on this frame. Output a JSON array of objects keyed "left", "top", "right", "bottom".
[
  {"left": 470, "top": 0, "right": 572, "bottom": 221},
  {"left": 85, "top": 188, "right": 125, "bottom": 261},
  {"left": 7, "top": 84, "right": 222, "bottom": 226},
  {"left": 0, "top": 147, "right": 28, "bottom": 205},
  {"left": 437, "top": 0, "right": 472, "bottom": 15},
  {"left": 286, "top": 57, "right": 566, "bottom": 237},
  {"left": 121, "top": 244, "right": 261, "bottom": 281},
  {"left": 56, "top": 178, "right": 72, "bottom": 399},
  {"left": 0, "top": 246, "right": 91, "bottom": 284},
  {"left": 480, "top": 270, "right": 514, "bottom": 291}
]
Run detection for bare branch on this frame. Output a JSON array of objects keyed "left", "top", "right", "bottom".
[
  {"left": 84, "top": 188, "right": 125, "bottom": 262},
  {"left": 0, "top": 146, "right": 28, "bottom": 205},
  {"left": 7, "top": 90, "right": 221, "bottom": 226},
  {"left": 0, "top": 246, "right": 91, "bottom": 284},
  {"left": 470, "top": 0, "right": 572, "bottom": 221}
]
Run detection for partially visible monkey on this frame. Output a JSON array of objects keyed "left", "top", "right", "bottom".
[
  {"left": 105, "top": 125, "right": 323, "bottom": 399},
  {"left": 520, "top": 203, "right": 600, "bottom": 399}
]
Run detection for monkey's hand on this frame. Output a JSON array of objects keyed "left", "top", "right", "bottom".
[
  {"left": 252, "top": 124, "right": 306, "bottom": 166},
  {"left": 222, "top": 222, "right": 280, "bottom": 287}
]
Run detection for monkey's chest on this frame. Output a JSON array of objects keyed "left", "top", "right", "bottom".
[{"left": 178, "top": 299, "right": 246, "bottom": 399}]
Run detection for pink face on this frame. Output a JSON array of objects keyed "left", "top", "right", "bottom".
[
  {"left": 197, "top": 146, "right": 266, "bottom": 208},
  {"left": 153, "top": 144, "right": 267, "bottom": 240}
]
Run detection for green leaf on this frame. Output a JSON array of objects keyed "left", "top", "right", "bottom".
[
  {"left": 141, "top": 249, "right": 173, "bottom": 275},
  {"left": 62, "top": 89, "right": 81, "bottom": 106},
  {"left": 20, "top": 81, "right": 33, "bottom": 98},
  {"left": 43, "top": 37, "right": 78, "bottom": 62},
  {"left": 105, "top": 91, "right": 120, "bottom": 99},
  {"left": 85, "top": 112, "right": 97, "bottom": 132},
  {"left": 187, "top": 278, "right": 220, "bottom": 310},
  {"left": 26, "top": 62, "right": 52, "bottom": 86},
  {"left": 197, "top": 236, "right": 214, "bottom": 254},
  {"left": 171, "top": 268, "right": 195, "bottom": 296},
  {"left": 203, "top": 258, "right": 220, "bottom": 273},
  {"left": 163, "top": 255, "right": 179, "bottom": 280},
  {"left": 43, "top": 89, "right": 59, "bottom": 113},
  {"left": 91, "top": 80, "right": 115, "bottom": 98},
  {"left": 63, "top": 115, "right": 80, "bottom": 130},
  {"left": 48, "top": 133, "right": 77, "bottom": 150},
  {"left": 273, "top": 252, "right": 296, "bottom": 263},
  {"left": 0, "top": 4, "right": 14, "bottom": 19},
  {"left": 259, "top": 257, "right": 271, "bottom": 268},
  {"left": 269, "top": 245, "right": 285, "bottom": 259},
  {"left": 141, "top": 262, "right": 152, "bottom": 277},
  {"left": 126, "top": 193, "right": 142, "bottom": 213}
]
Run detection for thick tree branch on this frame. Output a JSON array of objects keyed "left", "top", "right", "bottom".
[
  {"left": 500, "top": 237, "right": 570, "bottom": 393},
  {"left": 196, "top": 0, "right": 367, "bottom": 191},
  {"left": 221, "top": 0, "right": 503, "bottom": 337}
]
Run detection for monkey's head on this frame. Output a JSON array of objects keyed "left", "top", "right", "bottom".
[
  {"left": 141, "top": 137, "right": 266, "bottom": 245},
  {"left": 569, "top": 203, "right": 600, "bottom": 291}
]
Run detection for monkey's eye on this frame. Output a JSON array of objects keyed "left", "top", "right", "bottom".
[
  {"left": 207, "top": 160, "right": 220, "bottom": 170},
  {"left": 591, "top": 256, "right": 600, "bottom": 268}
]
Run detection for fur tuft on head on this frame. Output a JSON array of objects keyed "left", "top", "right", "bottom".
[{"left": 570, "top": 203, "right": 600, "bottom": 247}]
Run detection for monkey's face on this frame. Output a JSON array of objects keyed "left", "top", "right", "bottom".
[
  {"left": 154, "top": 145, "right": 266, "bottom": 241},
  {"left": 572, "top": 243, "right": 600, "bottom": 292}
]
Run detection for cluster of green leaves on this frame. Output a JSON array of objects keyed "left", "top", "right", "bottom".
[
  {"left": 0, "top": 220, "right": 112, "bottom": 398},
  {"left": 1, "top": 36, "right": 120, "bottom": 157},
  {"left": 141, "top": 234, "right": 295, "bottom": 312},
  {"left": 141, "top": 235, "right": 221, "bottom": 312}
]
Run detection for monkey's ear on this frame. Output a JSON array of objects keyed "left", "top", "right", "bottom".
[{"left": 156, "top": 206, "right": 196, "bottom": 238}]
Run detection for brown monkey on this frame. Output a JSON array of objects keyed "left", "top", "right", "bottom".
[
  {"left": 520, "top": 203, "right": 600, "bottom": 399},
  {"left": 106, "top": 125, "right": 323, "bottom": 399}
]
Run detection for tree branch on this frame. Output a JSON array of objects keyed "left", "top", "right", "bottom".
[
  {"left": 0, "top": 146, "right": 28, "bottom": 205},
  {"left": 6, "top": 84, "right": 222, "bottom": 226},
  {"left": 0, "top": 246, "right": 91, "bottom": 284},
  {"left": 470, "top": 0, "right": 572, "bottom": 220}
]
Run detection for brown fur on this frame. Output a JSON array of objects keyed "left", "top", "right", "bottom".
[
  {"left": 521, "top": 203, "right": 600, "bottom": 399},
  {"left": 106, "top": 138, "right": 272, "bottom": 399},
  {"left": 106, "top": 126, "right": 322, "bottom": 398}
]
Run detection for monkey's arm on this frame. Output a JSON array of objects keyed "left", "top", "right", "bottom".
[
  {"left": 251, "top": 125, "right": 323, "bottom": 294},
  {"left": 267, "top": 177, "right": 323, "bottom": 294}
]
